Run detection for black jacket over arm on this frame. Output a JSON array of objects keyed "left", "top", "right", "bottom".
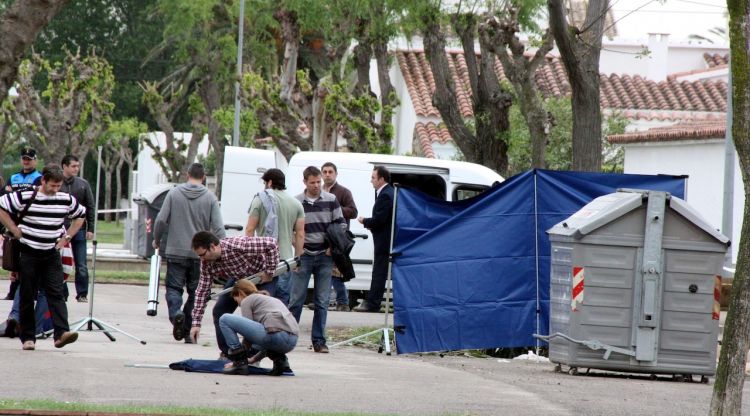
[{"left": 363, "top": 184, "right": 394, "bottom": 255}]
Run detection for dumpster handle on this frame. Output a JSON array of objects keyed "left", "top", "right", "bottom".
[{"left": 534, "top": 332, "right": 636, "bottom": 360}]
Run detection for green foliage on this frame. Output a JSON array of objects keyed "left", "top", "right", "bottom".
[
  {"left": 30, "top": 0, "right": 168, "bottom": 127},
  {"left": 103, "top": 118, "right": 148, "bottom": 145},
  {"left": 213, "top": 107, "right": 259, "bottom": 147},
  {"left": 197, "top": 151, "right": 217, "bottom": 176},
  {"left": 507, "top": 97, "right": 628, "bottom": 174},
  {"left": 602, "top": 112, "right": 628, "bottom": 173},
  {"left": 508, "top": 96, "right": 572, "bottom": 174}
]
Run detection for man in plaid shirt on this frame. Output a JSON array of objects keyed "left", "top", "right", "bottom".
[{"left": 188, "top": 231, "right": 279, "bottom": 355}]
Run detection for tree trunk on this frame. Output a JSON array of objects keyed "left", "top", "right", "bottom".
[
  {"left": 483, "top": 12, "right": 554, "bottom": 169},
  {"left": 275, "top": 9, "right": 300, "bottom": 106},
  {"left": 115, "top": 156, "right": 124, "bottom": 225},
  {"left": 548, "top": 0, "right": 608, "bottom": 172},
  {"left": 711, "top": 1, "right": 750, "bottom": 414},
  {"left": 353, "top": 27, "right": 372, "bottom": 96},
  {"left": 373, "top": 38, "right": 395, "bottom": 149},
  {"left": 101, "top": 148, "right": 115, "bottom": 222},
  {"left": 199, "top": 78, "right": 225, "bottom": 199},
  {"left": 0, "top": 0, "right": 70, "bottom": 102},
  {"left": 421, "top": 12, "right": 477, "bottom": 163},
  {"left": 475, "top": 34, "right": 512, "bottom": 175}
]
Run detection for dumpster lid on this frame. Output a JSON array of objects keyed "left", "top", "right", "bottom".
[
  {"left": 547, "top": 191, "right": 644, "bottom": 237},
  {"left": 547, "top": 190, "right": 729, "bottom": 245},
  {"left": 134, "top": 183, "right": 176, "bottom": 205},
  {"left": 669, "top": 195, "right": 729, "bottom": 244}
]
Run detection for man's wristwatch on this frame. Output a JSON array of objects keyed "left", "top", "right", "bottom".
[{"left": 63, "top": 234, "right": 72, "bottom": 241}]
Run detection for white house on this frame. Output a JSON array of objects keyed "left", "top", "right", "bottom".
[{"left": 607, "top": 121, "right": 740, "bottom": 265}]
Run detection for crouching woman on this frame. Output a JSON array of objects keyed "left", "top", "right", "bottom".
[{"left": 219, "top": 280, "right": 299, "bottom": 376}]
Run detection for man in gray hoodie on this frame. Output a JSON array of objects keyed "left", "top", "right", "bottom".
[{"left": 153, "top": 163, "right": 225, "bottom": 342}]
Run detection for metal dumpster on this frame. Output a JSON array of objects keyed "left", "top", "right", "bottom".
[
  {"left": 544, "top": 189, "right": 729, "bottom": 377},
  {"left": 132, "top": 183, "right": 175, "bottom": 258}
]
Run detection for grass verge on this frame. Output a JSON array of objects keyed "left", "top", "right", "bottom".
[
  {"left": 95, "top": 220, "right": 125, "bottom": 245},
  {"left": 0, "top": 399, "right": 386, "bottom": 416}
]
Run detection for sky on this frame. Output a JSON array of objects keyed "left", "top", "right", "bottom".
[{"left": 611, "top": 0, "right": 728, "bottom": 43}]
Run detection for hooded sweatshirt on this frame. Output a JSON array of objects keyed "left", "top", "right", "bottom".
[{"left": 153, "top": 182, "right": 226, "bottom": 259}]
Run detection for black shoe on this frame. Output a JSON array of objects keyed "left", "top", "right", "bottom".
[
  {"left": 172, "top": 313, "right": 185, "bottom": 341},
  {"left": 313, "top": 343, "right": 329, "bottom": 353},
  {"left": 223, "top": 347, "right": 250, "bottom": 375},
  {"left": 3, "top": 319, "right": 16, "bottom": 338},
  {"left": 267, "top": 351, "right": 291, "bottom": 376}
]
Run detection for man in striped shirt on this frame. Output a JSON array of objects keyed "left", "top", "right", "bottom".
[
  {"left": 289, "top": 166, "right": 346, "bottom": 353},
  {"left": 189, "top": 231, "right": 279, "bottom": 356},
  {"left": 0, "top": 164, "right": 86, "bottom": 350}
]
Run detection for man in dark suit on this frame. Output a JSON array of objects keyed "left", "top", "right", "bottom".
[{"left": 354, "top": 166, "right": 393, "bottom": 312}]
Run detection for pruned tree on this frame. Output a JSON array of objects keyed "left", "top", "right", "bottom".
[
  {"left": 238, "top": 0, "right": 401, "bottom": 157},
  {"left": 481, "top": 3, "right": 554, "bottom": 169},
  {"left": 416, "top": 2, "right": 513, "bottom": 175},
  {"left": 8, "top": 49, "right": 114, "bottom": 163},
  {"left": 548, "top": 0, "right": 609, "bottom": 172},
  {"left": 0, "top": 101, "right": 19, "bottom": 165},
  {"left": 0, "top": 0, "right": 70, "bottom": 102},
  {"left": 105, "top": 118, "right": 147, "bottom": 224},
  {"left": 710, "top": 0, "right": 750, "bottom": 413},
  {"left": 140, "top": 81, "right": 203, "bottom": 182}
]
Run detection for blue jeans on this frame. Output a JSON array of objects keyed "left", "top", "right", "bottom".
[
  {"left": 165, "top": 257, "right": 200, "bottom": 331},
  {"left": 288, "top": 253, "right": 332, "bottom": 346},
  {"left": 9, "top": 285, "right": 49, "bottom": 336},
  {"left": 274, "top": 270, "right": 292, "bottom": 306},
  {"left": 331, "top": 277, "right": 348, "bottom": 306},
  {"left": 212, "top": 277, "right": 277, "bottom": 355},
  {"left": 219, "top": 313, "right": 297, "bottom": 353},
  {"left": 71, "top": 229, "right": 89, "bottom": 298}
]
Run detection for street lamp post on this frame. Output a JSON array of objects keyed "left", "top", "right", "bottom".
[{"left": 232, "top": 0, "right": 245, "bottom": 147}]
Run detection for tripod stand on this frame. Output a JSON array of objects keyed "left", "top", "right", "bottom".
[
  {"left": 70, "top": 146, "right": 146, "bottom": 345},
  {"left": 331, "top": 185, "right": 399, "bottom": 355}
]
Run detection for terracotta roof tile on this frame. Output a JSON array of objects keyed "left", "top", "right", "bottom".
[
  {"left": 396, "top": 50, "right": 728, "bottom": 118},
  {"left": 667, "top": 64, "right": 727, "bottom": 81},
  {"left": 607, "top": 120, "right": 726, "bottom": 144},
  {"left": 704, "top": 52, "right": 729, "bottom": 67},
  {"left": 414, "top": 122, "right": 453, "bottom": 158}
]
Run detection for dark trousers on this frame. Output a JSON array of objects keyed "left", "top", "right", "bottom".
[
  {"left": 18, "top": 247, "right": 69, "bottom": 342},
  {"left": 365, "top": 252, "right": 389, "bottom": 310},
  {"left": 71, "top": 229, "right": 89, "bottom": 298},
  {"left": 165, "top": 257, "right": 200, "bottom": 332},
  {"left": 211, "top": 277, "right": 277, "bottom": 355}
]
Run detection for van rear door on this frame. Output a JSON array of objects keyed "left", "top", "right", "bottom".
[{"left": 221, "top": 146, "right": 278, "bottom": 235}]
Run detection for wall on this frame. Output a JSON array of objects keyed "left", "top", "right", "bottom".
[{"left": 622, "top": 139, "right": 742, "bottom": 263}]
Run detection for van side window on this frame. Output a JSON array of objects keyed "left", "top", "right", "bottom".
[
  {"left": 453, "top": 185, "right": 488, "bottom": 201},
  {"left": 391, "top": 173, "right": 446, "bottom": 200}
]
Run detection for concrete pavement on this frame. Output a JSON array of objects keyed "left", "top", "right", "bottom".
[{"left": 0, "top": 281, "right": 748, "bottom": 415}]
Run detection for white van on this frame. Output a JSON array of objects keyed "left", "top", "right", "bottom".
[{"left": 221, "top": 146, "right": 504, "bottom": 306}]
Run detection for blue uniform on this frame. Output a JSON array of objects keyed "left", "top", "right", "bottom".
[{"left": 7, "top": 170, "right": 41, "bottom": 192}]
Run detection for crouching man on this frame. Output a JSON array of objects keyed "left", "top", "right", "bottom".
[{"left": 189, "top": 231, "right": 279, "bottom": 359}]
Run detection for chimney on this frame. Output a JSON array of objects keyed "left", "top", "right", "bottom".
[{"left": 647, "top": 33, "right": 669, "bottom": 81}]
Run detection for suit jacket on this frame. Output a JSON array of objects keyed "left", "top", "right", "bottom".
[{"left": 363, "top": 184, "right": 394, "bottom": 254}]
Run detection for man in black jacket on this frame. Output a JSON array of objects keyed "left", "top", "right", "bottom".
[
  {"left": 61, "top": 155, "right": 96, "bottom": 303},
  {"left": 354, "top": 166, "right": 393, "bottom": 313}
]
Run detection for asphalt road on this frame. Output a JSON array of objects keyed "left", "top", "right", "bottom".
[{"left": 0, "top": 281, "right": 748, "bottom": 416}]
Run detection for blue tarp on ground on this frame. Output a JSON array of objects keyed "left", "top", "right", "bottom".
[{"left": 391, "top": 169, "right": 686, "bottom": 354}]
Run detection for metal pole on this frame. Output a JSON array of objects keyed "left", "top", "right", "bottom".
[
  {"left": 87, "top": 146, "right": 102, "bottom": 319},
  {"left": 722, "top": 52, "right": 735, "bottom": 270},
  {"left": 232, "top": 0, "right": 245, "bottom": 147}
]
